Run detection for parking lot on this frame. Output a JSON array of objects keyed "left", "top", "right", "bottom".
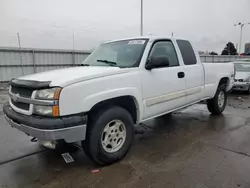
[{"left": 1, "top": 89, "right": 250, "bottom": 188}]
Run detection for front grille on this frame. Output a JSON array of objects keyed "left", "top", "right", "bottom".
[
  {"left": 10, "top": 85, "right": 34, "bottom": 112},
  {"left": 11, "top": 99, "right": 30, "bottom": 111},
  {"left": 11, "top": 86, "right": 33, "bottom": 98}
]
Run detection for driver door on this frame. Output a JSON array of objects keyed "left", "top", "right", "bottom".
[{"left": 141, "top": 40, "right": 186, "bottom": 120}]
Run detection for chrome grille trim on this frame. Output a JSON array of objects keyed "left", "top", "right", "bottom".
[
  {"left": 11, "top": 86, "right": 33, "bottom": 98},
  {"left": 9, "top": 92, "right": 58, "bottom": 106}
]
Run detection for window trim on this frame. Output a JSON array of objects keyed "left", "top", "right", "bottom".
[{"left": 146, "top": 39, "right": 180, "bottom": 69}]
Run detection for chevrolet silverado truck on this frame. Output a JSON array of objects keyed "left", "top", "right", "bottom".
[{"left": 3, "top": 36, "right": 235, "bottom": 165}]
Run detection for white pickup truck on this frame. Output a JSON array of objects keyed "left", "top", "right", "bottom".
[{"left": 4, "top": 36, "right": 235, "bottom": 165}]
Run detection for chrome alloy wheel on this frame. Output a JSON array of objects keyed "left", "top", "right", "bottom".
[
  {"left": 101, "top": 120, "right": 126, "bottom": 153},
  {"left": 218, "top": 91, "right": 225, "bottom": 108}
]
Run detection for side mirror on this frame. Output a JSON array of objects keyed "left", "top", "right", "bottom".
[{"left": 145, "top": 56, "right": 170, "bottom": 70}]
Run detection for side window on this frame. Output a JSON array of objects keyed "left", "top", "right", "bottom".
[
  {"left": 177, "top": 40, "right": 197, "bottom": 65},
  {"left": 150, "top": 41, "right": 179, "bottom": 67}
]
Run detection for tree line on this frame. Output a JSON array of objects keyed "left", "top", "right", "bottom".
[{"left": 207, "top": 42, "right": 239, "bottom": 55}]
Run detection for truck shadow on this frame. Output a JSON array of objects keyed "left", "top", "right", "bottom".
[{"left": 128, "top": 110, "right": 227, "bottom": 164}]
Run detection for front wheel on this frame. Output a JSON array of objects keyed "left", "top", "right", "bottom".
[
  {"left": 207, "top": 84, "right": 227, "bottom": 115},
  {"left": 82, "top": 106, "right": 134, "bottom": 165}
]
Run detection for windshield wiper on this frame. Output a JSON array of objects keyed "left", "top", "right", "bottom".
[{"left": 97, "top": 59, "right": 117, "bottom": 66}]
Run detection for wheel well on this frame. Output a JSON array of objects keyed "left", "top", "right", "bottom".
[
  {"left": 88, "top": 96, "right": 138, "bottom": 123},
  {"left": 218, "top": 77, "right": 229, "bottom": 88}
]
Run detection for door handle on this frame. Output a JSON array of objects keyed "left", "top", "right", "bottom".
[{"left": 178, "top": 72, "right": 185, "bottom": 78}]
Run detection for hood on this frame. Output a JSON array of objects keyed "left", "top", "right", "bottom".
[
  {"left": 235, "top": 71, "right": 250, "bottom": 80},
  {"left": 18, "top": 66, "right": 128, "bottom": 87}
]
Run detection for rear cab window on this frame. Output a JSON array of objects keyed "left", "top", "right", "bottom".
[{"left": 177, "top": 40, "right": 197, "bottom": 65}]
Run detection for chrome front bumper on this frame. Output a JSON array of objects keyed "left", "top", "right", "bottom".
[
  {"left": 4, "top": 115, "right": 87, "bottom": 143},
  {"left": 5, "top": 115, "right": 87, "bottom": 143},
  {"left": 3, "top": 103, "right": 87, "bottom": 143}
]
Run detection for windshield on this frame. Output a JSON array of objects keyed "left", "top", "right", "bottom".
[
  {"left": 82, "top": 39, "right": 148, "bottom": 68},
  {"left": 234, "top": 63, "right": 250, "bottom": 72}
]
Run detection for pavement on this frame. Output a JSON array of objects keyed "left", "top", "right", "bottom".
[{"left": 1, "top": 91, "right": 250, "bottom": 188}]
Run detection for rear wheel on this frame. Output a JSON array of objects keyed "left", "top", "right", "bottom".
[
  {"left": 82, "top": 106, "right": 134, "bottom": 165},
  {"left": 207, "top": 84, "right": 227, "bottom": 115}
]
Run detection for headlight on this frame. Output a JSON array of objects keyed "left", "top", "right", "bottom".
[
  {"left": 33, "top": 105, "right": 59, "bottom": 117},
  {"left": 34, "top": 87, "right": 61, "bottom": 116},
  {"left": 35, "top": 87, "right": 62, "bottom": 100}
]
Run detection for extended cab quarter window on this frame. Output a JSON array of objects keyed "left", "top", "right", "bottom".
[
  {"left": 150, "top": 41, "right": 179, "bottom": 67},
  {"left": 177, "top": 40, "right": 197, "bottom": 65}
]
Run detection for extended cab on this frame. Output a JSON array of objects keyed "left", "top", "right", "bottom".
[{"left": 3, "top": 36, "right": 235, "bottom": 165}]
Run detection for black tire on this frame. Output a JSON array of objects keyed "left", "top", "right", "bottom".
[
  {"left": 207, "top": 84, "right": 227, "bottom": 115},
  {"left": 82, "top": 106, "right": 134, "bottom": 165}
]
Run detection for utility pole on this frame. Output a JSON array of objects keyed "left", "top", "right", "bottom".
[
  {"left": 17, "top": 33, "right": 24, "bottom": 75},
  {"left": 72, "top": 29, "right": 75, "bottom": 65},
  {"left": 239, "top": 24, "right": 243, "bottom": 54},
  {"left": 72, "top": 29, "right": 75, "bottom": 51},
  {"left": 234, "top": 22, "right": 250, "bottom": 54},
  {"left": 140, "top": 0, "right": 143, "bottom": 36}
]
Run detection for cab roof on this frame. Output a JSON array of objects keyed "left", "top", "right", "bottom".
[{"left": 104, "top": 36, "right": 185, "bottom": 44}]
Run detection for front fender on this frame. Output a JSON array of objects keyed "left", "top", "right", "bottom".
[
  {"left": 82, "top": 88, "right": 143, "bottom": 121},
  {"left": 59, "top": 85, "right": 143, "bottom": 121}
]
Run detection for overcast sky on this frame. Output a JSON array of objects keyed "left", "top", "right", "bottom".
[{"left": 1, "top": 0, "right": 250, "bottom": 53}]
